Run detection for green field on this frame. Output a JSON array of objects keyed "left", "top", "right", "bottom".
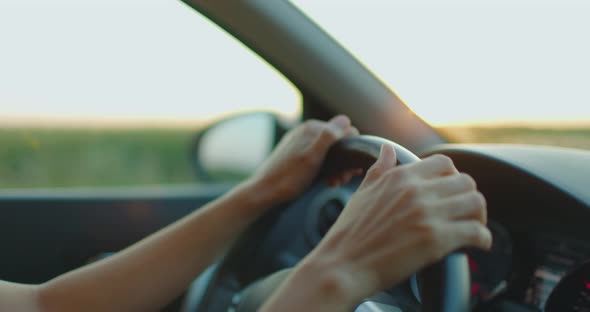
[
  {"left": 0, "top": 126, "right": 588, "bottom": 189},
  {"left": 0, "top": 128, "right": 196, "bottom": 189}
]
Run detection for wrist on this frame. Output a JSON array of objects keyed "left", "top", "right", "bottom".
[
  {"left": 302, "top": 255, "right": 377, "bottom": 306},
  {"left": 243, "top": 171, "right": 295, "bottom": 202},
  {"left": 260, "top": 258, "right": 358, "bottom": 312},
  {"left": 297, "top": 259, "right": 358, "bottom": 308},
  {"left": 224, "top": 177, "right": 280, "bottom": 219},
  {"left": 297, "top": 231, "right": 384, "bottom": 306}
]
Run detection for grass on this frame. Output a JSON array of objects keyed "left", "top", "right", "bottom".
[
  {"left": 0, "top": 126, "right": 588, "bottom": 189},
  {"left": 0, "top": 128, "right": 196, "bottom": 189}
]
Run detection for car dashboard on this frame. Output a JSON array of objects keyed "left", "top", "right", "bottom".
[
  {"left": 422, "top": 144, "right": 590, "bottom": 311},
  {"left": 236, "top": 144, "right": 590, "bottom": 312}
]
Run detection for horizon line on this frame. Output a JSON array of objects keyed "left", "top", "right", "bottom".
[{"left": 1, "top": 115, "right": 590, "bottom": 129}]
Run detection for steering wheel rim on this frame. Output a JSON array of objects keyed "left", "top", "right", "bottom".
[{"left": 195, "top": 135, "right": 470, "bottom": 312}]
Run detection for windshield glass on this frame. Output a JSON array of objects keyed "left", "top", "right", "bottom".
[{"left": 292, "top": 0, "right": 590, "bottom": 149}]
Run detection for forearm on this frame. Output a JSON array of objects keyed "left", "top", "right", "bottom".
[
  {"left": 4, "top": 116, "right": 357, "bottom": 312},
  {"left": 0, "top": 281, "right": 40, "bottom": 312},
  {"left": 259, "top": 248, "right": 369, "bottom": 312},
  {"left": 38, "top": 179, "right": 275, "bottom": 312}
]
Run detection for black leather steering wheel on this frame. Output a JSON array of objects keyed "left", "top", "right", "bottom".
[{"left": 195, "top": 135, "right": 470, "bottom": 312}]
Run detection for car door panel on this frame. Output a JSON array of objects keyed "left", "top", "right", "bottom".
[{"left": 0, "top": 184, "right": 233, "bottom": 284}]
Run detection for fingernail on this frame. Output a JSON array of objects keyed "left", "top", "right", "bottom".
[
  {"left": 378, "top": 144, "right": 386, "bottom": 159},
  {"left": 329, "top": 115, "right": 349, "bottom": 128},
  {"left": 378, "top": 145, "right": 396, "bottom": 168}
]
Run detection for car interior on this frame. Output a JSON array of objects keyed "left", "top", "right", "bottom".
[{"left": 1, "top": 1, "right": 589, "bottom": 311}]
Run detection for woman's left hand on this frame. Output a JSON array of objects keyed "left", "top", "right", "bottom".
[{"left": 246, "top": 115, "right": 359, "bottom": 207}]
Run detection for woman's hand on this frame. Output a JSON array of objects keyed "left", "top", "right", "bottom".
[
  {"left": 246, "top": 115, "right": 359, "bottom": 207},
  {"left": 261, "top": 144, "right": 491, "bottom": 311}
]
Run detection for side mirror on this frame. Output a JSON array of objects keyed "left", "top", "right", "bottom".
[{"left": 190, "top": 112, "right": 288, "bottom": 182}]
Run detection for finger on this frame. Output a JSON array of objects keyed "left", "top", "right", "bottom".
[
  {"left": 338, "top": 172, "right": 355, "bottom": 184},
  {"left": 326, "top": 176, "right": 345, "bottom": 187},
  {"left": 423, "top": 173, "right": 477, "bottom": 197},
  {"left": 328, "top": 115, "right": 351, "bottom": 130},
  {"left": 361, "top": 144, "right": 397, "bottom": 186},
  {"left": 444, "top": 220, "right": 493, "bottom": 251},
  {"left": 405, "top": 154, "right": 458, "bottom": 178},
  {"left": 433, "top": 191, "right": 487, "bottom": 224},
  {"left": 326, "top": 177, "right": 339, "bottom": 187},
  {"left": 329, "top": 174, "right": 352, "bottom": 187},
  {"left": 347, "top": 126, "right": 360, "bottom": 136},
  {"left": 325, "top": 169, "right": 363, "bottom": 187},
  {"left": 315, "top": 115, "right": 351, "bottom": 148},
  {"left": 379, "top": 144, "right": 397, "bottom": 171},
  {"left": 340, "top": 168, "right": 363, "bottom": 180}
]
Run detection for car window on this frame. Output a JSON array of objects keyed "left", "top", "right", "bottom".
[
  {"left": 292, "top": 0, "right": 590, "bottom": 150},
  {"left": 0, "top": 0, "right": 300, "bottom": 189}
]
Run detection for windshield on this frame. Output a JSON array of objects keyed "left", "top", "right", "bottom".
[{"left": 292, "top": 0, "right": 590, "bottom": 149}]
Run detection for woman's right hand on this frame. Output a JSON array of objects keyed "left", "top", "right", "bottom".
[
  {"left": 312, "top": 144, "right": 491, "bottom": 304},
  {"left": 262, "top": 144, "right": 492, "bottom": 311}
]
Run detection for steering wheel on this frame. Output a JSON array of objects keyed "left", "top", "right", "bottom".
[{"left": 193, "top": 135, "right": 470, "bottom": 312}]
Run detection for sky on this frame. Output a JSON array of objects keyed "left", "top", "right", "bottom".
[{"left": 1, "top": 0, "right": 589, "bottom": 127}]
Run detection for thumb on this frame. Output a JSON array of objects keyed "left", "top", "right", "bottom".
[
  {"left": 378, "top": 144, "right": 397, "bottom": 170},
  {"left": 360, "top": 144, "right": 397, "bottom": 188}
]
